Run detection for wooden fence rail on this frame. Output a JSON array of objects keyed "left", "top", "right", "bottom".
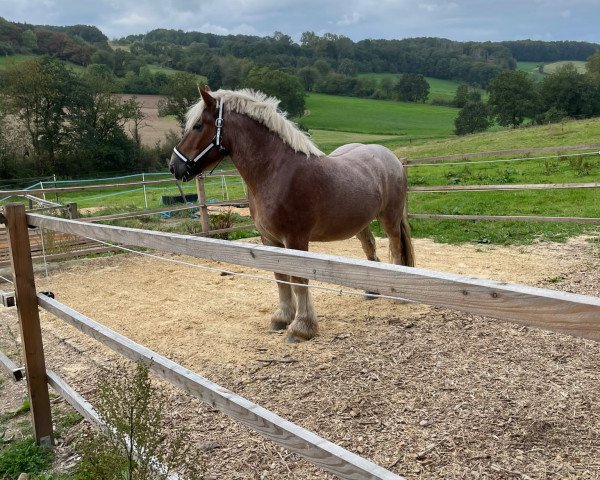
[{"left": 26, "top": 213, "right": 600, "bottom": 341}]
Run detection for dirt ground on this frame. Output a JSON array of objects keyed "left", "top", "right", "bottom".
[
  {"left": 120, "top": 94, "right": 179, "bottom": 146},
  {"left": 1, "top": 235, "right": 599, "bottom": 479}
]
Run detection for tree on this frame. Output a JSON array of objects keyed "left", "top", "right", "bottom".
[
  {"left": 587, "top": 51, "right": 600, "bottom": 77},
  {"left": 487, "top": 70, "right": 539, "bottom": 127},
  {"left": 374, "top": 77, "right": 395, "bottom": 99},
  {"left": 2, "top": 56, "right": 142, "bottom": 176},
  {"left": 2, "top": 57, "right": 78, "bottom": 174},
  {"left": 243, "top": 66, "right": 306, "bottom": 117},
  {"left": 158, "top": 72, "right": 202, "bottom": 132},
  {"left": 395, "top": 73, "right": 430, "bottom": 102},
  {"left": 297, "top": 66, "right": 319, "bottom": 91},
  {"left": 540, "top": 63, "right": 589, "bottom": 117},
  {"left": 454, "top": 101, "right": 490, "bottom": 135}
]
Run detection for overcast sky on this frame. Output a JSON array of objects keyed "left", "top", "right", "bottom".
[{"left": 1, "top": 0, "right": 599, "bottom": 44}]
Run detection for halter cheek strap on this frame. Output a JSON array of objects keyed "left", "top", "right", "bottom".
[{"left": 173, "top": 100, "right": 228, "bottom": 171}]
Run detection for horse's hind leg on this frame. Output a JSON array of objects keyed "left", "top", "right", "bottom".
[
  {"left": 356, "top": 226, "right": 380, "bottom": 299},
  {"left": 378, "top": 207, "right": 415, "bottom": 267},
  {"left": 261, "top": 236, "right": 295, "bottom": 331},
  {"left": 356, "top": 226, "right": 380, "bottom": 262}
]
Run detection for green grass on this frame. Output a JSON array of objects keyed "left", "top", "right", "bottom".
[
  {"left": 0, "top": 438, "right": 54, "bottom": 478},
  {"left": 0, "top": 54, "right": 83, "bottom": 73},
  {"left": 395, "top": 117, "right": 600, "bottom": 159},
  {"left": 0, "top": 54, "right": 39, "bottom": 69},
  {"left": 303, "top": 93, "right": 458, "bottom": 147},
  {"left": 544, "top": 60, "right": 587, "bottom": 74},
  {"left": 516, "top": 61, "right": 546, "bottom": 80}
]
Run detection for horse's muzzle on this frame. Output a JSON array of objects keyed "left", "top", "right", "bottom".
[{"left": 169, "top": 154, "right": 189, "bottom": 181}]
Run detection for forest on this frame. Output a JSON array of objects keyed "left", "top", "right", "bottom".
[{"left": 1, "top": 17, "right": 600, "bottom": 179}]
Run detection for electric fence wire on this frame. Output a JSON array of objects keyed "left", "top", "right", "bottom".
[
  {"left": 407, "top": 150, "right": 600, "bottom": 167},
  {"left": 80, "top": 235, "right": 415, "bottom": 304}
]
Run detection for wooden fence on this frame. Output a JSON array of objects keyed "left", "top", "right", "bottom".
[{"left": 2, "top": 204, "right": 599, "bottom": 478}]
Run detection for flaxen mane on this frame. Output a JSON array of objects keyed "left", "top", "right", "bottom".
[{"left": 185, "top": 89, "right": 324, "bottom": 157}]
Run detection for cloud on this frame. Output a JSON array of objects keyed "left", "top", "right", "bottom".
[
  {"left": 337, "top": 12, "right": 360, "bottom": 26},
  {"left": 0, "top": 0, "right": 598, "bottom": 42}
]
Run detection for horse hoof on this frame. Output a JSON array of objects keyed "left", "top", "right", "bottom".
[
  {"left": 364, "top": 291, "right": 379, "bottom": 300},
  {"left": 269, "top": 321, "right": 288, "bottom": 332},
  {"left": 286, "top": 334, "right": 307, "bottom": 344}
]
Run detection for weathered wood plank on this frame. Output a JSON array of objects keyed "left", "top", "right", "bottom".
[
  {"left": 409, "top": 213, "right": 600, "bottom": 224},
  {"left": 27, "top": 213, "right": 600, "bottom": 341},
  {"left": 38, "top": 294, "right": 404, "bottom": 480},
  {"left": 0, "top": 350, "right": 24, "bottom": 381},
  {"left": 46, "top": 370, "right": 101, "bottom": 426},
  {"left": 5, "top": 204, "right": 53, "bottom": 444}
]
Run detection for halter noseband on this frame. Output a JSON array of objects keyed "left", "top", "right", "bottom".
[{"left": 172, "top": 100, "right": 228, "bottom": 175}]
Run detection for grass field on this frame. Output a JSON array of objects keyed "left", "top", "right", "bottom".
[
  {"left": 302, "top": 93, "right": 458, "bottom": 150},
  {"left": 544, "top": 60, "right": 587, "bottom": 74},
  {"left": 0, "top": 54, "right": 38, "bottom": 69},
  {"left": 517, "top": 60, "right": 588, "bottom": 79}
]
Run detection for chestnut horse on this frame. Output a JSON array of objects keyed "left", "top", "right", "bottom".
[{"left": 169, "top": 88, "right": 414, "bottom": 342}]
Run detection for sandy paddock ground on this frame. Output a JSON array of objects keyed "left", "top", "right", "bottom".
[{"left": 1, "top": 235, "right": 599, "bottom": 479}]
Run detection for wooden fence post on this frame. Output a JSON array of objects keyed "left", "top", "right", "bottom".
[
  {"left": 67, "top": 202, "right": 79, "bottom": 219},
  {"left": 4, "top": 203, "right": 53, "bottom": 445},
  {"left": 195, "top": 176, "right": 210, "bottom": 233}
]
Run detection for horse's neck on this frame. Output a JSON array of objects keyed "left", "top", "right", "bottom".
[{"left": 224, "top": 113, "right": 295, "bottom": 191}]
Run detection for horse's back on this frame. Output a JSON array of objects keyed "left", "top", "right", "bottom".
[{"left": 326, "top": 143, "right": 405, "bottom": 183}]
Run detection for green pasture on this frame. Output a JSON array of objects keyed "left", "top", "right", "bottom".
[
  {"left": 544, "top": 60, "right": 587, "bottom": 74},
  {"left": 395, "top": 117, "right": 600, "bottom": 159},
  {"left": 0, "top": 54, "right": 38, "bottom": 69},
  {"left": 516, "top": 61, "right": 546, "bottom": 80},
  {"left": 303, "top": 93, "right": 458, "bottom": 147}
]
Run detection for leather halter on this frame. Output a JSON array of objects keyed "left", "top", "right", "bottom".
[{"left": 172, "top": 100, "right": 228, "bottom": 175}]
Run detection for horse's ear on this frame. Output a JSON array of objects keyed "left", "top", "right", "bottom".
[
  {"left": 200, "top": 87, "right": 216, "bottom": 110},
  {"left": 197, "top": 83, "right": 212, "bottom": 95}
]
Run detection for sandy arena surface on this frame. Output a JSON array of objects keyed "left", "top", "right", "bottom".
[{"left": 1, "top": 235, "right": 599, "bottom": 479}]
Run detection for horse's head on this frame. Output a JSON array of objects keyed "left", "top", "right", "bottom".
[{"left": 169, "top": 87, "right": 228, "bottom": 182}]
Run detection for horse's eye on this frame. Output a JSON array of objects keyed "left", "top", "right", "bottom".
[{"left": 193, "top": 123, "right": 203, "bottom": 131}]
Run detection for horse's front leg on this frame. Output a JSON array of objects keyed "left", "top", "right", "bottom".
[
  {"left": 261, "top": 236, "right": 296, "bottom": 331},
  {"left": 287, "top": 276, "right": 318, "bottom": 343},
  {"left": 284, "top": 238, "right": 318, "bottom": 343},
  {"left": 269, "top": 272, "right": 296, "bottom": 331}
]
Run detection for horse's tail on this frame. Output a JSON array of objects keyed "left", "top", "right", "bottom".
[{"left": 400, "top": 204, "right": 415, "bottom": 267}]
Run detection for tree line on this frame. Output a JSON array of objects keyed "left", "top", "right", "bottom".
[
  {"left": 2, "top": 16, "right": 598, "bottom": 94},
  {"left": 454, "top": 54, "right": 600, "bottom": 135}
]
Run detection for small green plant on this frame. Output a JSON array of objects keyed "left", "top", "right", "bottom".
[
  {"left": 77, "top": 362, "right": 204, "bottom": 480},
  {"left": 209, "top": 210, "right": 235, "bottom": 239},
  {"left": 0, "top": 438, "right": 54, "bottom": 478},
  {"left": 568, "top": 156, "right": 594, "bottom": 176},
  {"left": 14, "top": 397, "right": 31, "bottom": 415}
]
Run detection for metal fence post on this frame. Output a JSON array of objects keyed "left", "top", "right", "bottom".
[{"left": 4, "top": 203, "right": 54, "bottom": 445}]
